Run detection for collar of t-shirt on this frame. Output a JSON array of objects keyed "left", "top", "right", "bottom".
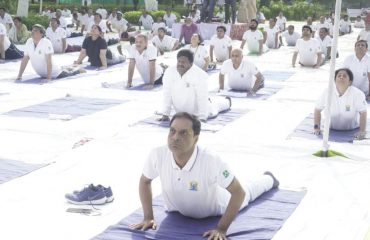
[
  {"left": 335, "top": 85, "right": 351, "bottom": 97},
  {"left": 171, "top": 146, "right": 198, "bottom": 171}
]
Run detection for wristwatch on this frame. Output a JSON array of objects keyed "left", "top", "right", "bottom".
[{"left": 314, "top": 124, "right": 319, "bottom": 129}]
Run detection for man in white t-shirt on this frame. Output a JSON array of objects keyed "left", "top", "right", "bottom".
[
  {"left": 152, "top": 16, "right": 166, "bottom": 35},
  {"left": 210, "top": 26, "right": 232, "bottom": 63},
  {"left": 292, "top": 25, "right": 322, "bottom": 68},
  {"left": 151, "top": 27, "right": 179, "bottom": 55},
  {"left": 219, "top": 48, "right": 264, "bottom": 96},
  {"left": 96, "top": 6, "right": 108, "bottom": 19},
  {"left": 87, "top": 13, "right": 107, "bottom": 37},
  {"left": 139, "top": 11, "right": 154, "bottom": 30},
  {"left": 339, "top": 15, "right": 352, "bottom": 35},
  {"left": 357, "top": 24, "right": 370, "bottom": 52},
  {"left": 0, "top": 23, "right": 23, "bottom": 62},
  {"left": 240, "top": 19, "right": 266, "bottom": 55},
  {"left": 46, "top": 18, "right": 67, "bottom": 53},
  {"left": 131, "top": 112, "right": 279, "bottom": 239},
  {"left": 316, "top": 27, "right": 332, "bottom": 61},
  {"left": 276, "top": 11, "right": 286, "bottom": 31},
  {"left": 264, "top": 18, "right": 280, "bottom": 49},
  {"left": 61, "top": 7, "right": 72, "bottom": 17},
  {"left": 127, "top": 34, "right": 163, "bottom": 89},
  {"left": 354, "top": 16, "right": 365, "bottom": 28},
  {"left": 163, "top": 9, "right": 177, "bottom": 28},
  {"left": 0, "top": 7, "right": 13, "bottom": 31},
  {"left": 79, "top": 8, "right": 94, "bottom": 34},
  {"left": 16, "top": 24, "right": 84, "bottom": 83},
  {"left": 158, "top": 49, "right": 231, "bottom": 122},
  {"left": 114, "top": 11, "right": 129, "bottom": 38},
  {"left": 282, "top": 25, "right": 300, "bottom": 46},
  {"left": 107, "top": 9, "right": 117, "bottom": 32},
  {"left": 314, "top": 16, "right": 332, "bottom": 38},
  {"left": 343, "top": 40, "right": 370, "bottom": 99},
  {"left": 55, "top": 9, "right": 67, "bottom": 29}
]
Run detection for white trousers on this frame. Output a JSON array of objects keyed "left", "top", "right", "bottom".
[{"left": 208, "top": 97, "right": 231, "bottom": 119}]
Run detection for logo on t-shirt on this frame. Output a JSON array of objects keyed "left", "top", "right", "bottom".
[
  {"left": 39, "top": 50, "right": 42, "bottom": 54},
  {"left": 240, "top": 74, "right": 244, "bottom": 78},
  {"left": 345, "top": 105, "right": 350, "bottom": 111},
  {"left": 189, "top": 181, "right": 198, "bottom": 191},
  {"left": 223, "top": 170, "right": 229, "bottom": 178}
]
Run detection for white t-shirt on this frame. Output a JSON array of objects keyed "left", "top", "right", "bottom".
[
  {"left": 343, "top": 54, "right": 370, "bottom": 95},
  {"left": 24, "top": 38, "right": 62, "bottom": 78},
  {"left": 210, "top": 35, "right": 232, "bottom": 62},
  {"left": 315, "top": 86, "right": 367, "bottom": 130},
  {"left": 96, "top": 8, "right": 108, "bottom": 19},
  {"left": 316, "top": 35, "right": 332, "bottom": 58},
  {"left": 314, "top": 22, "right": 332, "bottom": 37},
  {"left": 242, "top": 30, "right": 263, "bottom": 53},
  {"left": 61, "top": 9, "right": 71, "bottom": 17},
  {"left": 143, "top": 146, "right": 234, "bottom": 219},
  {"left": 216, "top": 12, "right": 225, "bottom": 20},
  {"left": 276, "top": 16, "right": 287, "bottom": 31},
  {"left": 354, "top": 19, "right": 365, "bottom": 28},
  {"left": 139, "top": 15, "right": 154, "bottom": 30},
  {"left": 163, "top": 13, "right": 177, "bottom": 28},
  {"left": 294, "top": 38, "right": 322, "bottom": 66},
  {"left": 58, "top": 17, "right": 67, "bottom": 29},
  {"left": 87, "top": 20, "right": 107, "bottom": 34},
  {"left": 282, "top": 31, "right": 300, "bottom": 46},
  {"left": 0, "top": 13, "right": 13, "bottom": 27},
  {"left": 115, "top": 18, "right": 128, "bottom": 33},
  {"left": 79, "top": 14, "right": 94, "bottom": 28},
  {"left": 0, "top": 23, "right": 11, "bottom": 51},
  {"left": 162, "top": 65, "right": 209, "bottom": 120},
  {"left": 265, "top": 26, "right": 280, "bottom": 48},
  {"left": 339, "top": 19, "right": 351, "bottom": 33},
  {"left": 46, "top": 27, "right": 67, "bottom": 53},
  {"left": 152, "top": 22, "right": 166, "bottom": 35},
  {"left": 185, "top": 45, "right": 209, "bottom": 69},
  {"left": 128, "top": 44, "right": 163, "bottom": 84},
  {"left": 220, "top": 59, "right": 259, "bottom": 91},
  {"left": 152, "top": 35, "right": 177, "bottom": 52}
]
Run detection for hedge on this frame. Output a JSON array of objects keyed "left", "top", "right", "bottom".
[{"left": 22, "top": 14, "right": 50, "bottom": 30}]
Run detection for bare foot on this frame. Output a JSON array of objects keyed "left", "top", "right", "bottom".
[{"left": 264, "top": 171, "right": 279, "bottom": 188}]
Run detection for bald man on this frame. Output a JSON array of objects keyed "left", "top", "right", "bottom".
[{"left": 219, "top": 48, "right": 264, "bottom": 96}]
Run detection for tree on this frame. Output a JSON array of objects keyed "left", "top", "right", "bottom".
[{"left": 17, "top": 0, "right": 30, "bottom": 17}]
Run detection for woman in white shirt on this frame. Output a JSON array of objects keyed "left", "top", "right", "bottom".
[
  {"left": 314, "top": 68, "right": 367, "bottom": 140},
  {"left": 184, "top": 33, "right": 209, "bottom": 71}
]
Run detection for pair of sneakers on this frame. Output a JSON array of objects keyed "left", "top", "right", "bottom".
[{"left": 65, "top": 184, "right": 114, "bottom": 205}]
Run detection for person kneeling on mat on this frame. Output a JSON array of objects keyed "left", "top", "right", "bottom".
[{"left": 131, "top": 112, "right": 279, "bottom": 240}]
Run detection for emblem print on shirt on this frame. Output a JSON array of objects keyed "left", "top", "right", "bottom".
[
  {"left": 240, "top": 74, "right": 244, "bottom": 78},
  {"left": 309, "top": 48, "right": 312, "bottom": 51},
  {"left": 39, "top": 50, "right": 42, "bottom": 54},
  {"left": 223, "top": 170, "right": 229, "bottom": 178},
  {"left": 189, "top": 181, "right": 198, "bottom": 191},
  {"left": 345, "top": 105, "right": 350, "bottom": 111}
]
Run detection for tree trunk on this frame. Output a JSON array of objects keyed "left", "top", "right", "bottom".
[{"left": 17, "top": 0, "right": 30, "bottom": 17}]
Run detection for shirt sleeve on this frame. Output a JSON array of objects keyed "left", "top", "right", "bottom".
[
  {"left": 44, "top": 39, "right": 54, "bottom": 54},
  {"left": 215, "top": 156, "right": 235, "bottom": 189},
  {"left": 315, "top": 90, "right": 327, "bottom": 110},
  {"left": 98, "top": 37, "right": 107, "bottom": 50},
  {"left": 0, "top": 24, "right": 6, "bottom": 36},
  {"left": 142, "top": 149, "right": 160, "bottom": 180},
  {"left": 294, "top": 39, "right": 300, "bottom": 52},
  {"left": 354, "top": 90, "right": 367, "bottom": 113},
  {"left": 250, "top": 62, "right": 259, "bottom": 76},
  {"left": 148, "top": 46, "right": 157, "bottom": 60},
  {"left": 60, "top": 28, "right": 67, "bottom": 39}
]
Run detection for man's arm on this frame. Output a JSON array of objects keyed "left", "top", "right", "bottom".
[
  {"left": 219, "top": 73, "right": 225, "bottom": 90},
  {"left": 228, "top": 46, "right": 232, "bottom": 59},
  {"left": 210, "top": 45, "right": 214, "bottom": 62},
  {"left": 240, "top": 39, "right": 246, "bottom": 49},
  {"left": 127, "top": 58, "right": 136, "bottom": 87},
  {"left": 75, "top": 48, "right": 87, "bottom": 64},
  {"left": 326, "top": 46, "right": 331, "bottom": 60},
  {"left": 203, "top": 178, "right": 245, "bottom": 240},
  {"left": 172, "top": 40, "right": 179, "bottom": 51},
  {"left": 313, "top": 108, "right": 322, "bottom": 135},
  {"left": 292, "top": 52, "right": 298, "bottom": 67},
  {"left": 46, "top": 54, "right": 53, "bottom": 81},
  {"left": 62, "top": 38, "right": 67, "bottom": 53},
  {"left": 367, "top": 72, "right": 370, "bottom": 101},
  {"left": 99, "top": 49, "right": 108, "bottom": 70},
  {"left": 0, "top": 35, "right": 5, "bottom": 60},
  {"left": 314, "top": 52, "right": 322, "bottom": 68},
  {"left": 250, "top": 72, "right": 264, "bottom": 94},
  {"left": 258, "top": 39, "right": 263, "bottom": 55},
  {"left": 274, "top": 32, "right": 279, "bottom": 49},
  {"left": 355, "top": 111, "right": 367, "bottom": 140},
  {"left": 149, "top": 60, "right": 156, "bottom": 85},
  {"left": 16, "top": 55, "right": 30, "bottom": 80},
  {"left": 130, "top": 175, "right": 156, "bottom": 230}
]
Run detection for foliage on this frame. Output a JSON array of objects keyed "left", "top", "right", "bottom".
[
  {"left": 123, "top": 10, "right": 180, "bottom": 24},
  {"left": 22, "top": 14, "right": 50, "bottom": 30}
]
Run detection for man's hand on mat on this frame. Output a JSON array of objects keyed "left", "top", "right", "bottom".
[
  {"left": 313, "top": 128, "right": 321, "bottom": 135},
  {"left": 354, "top": 131, "right": 366, "bottom": 140},
  {"left": 247, "top": 91, "right": 256, "bottom": 97},
  {"left": 15, "top": 76, "right": 22, "bottom": 82},
  {"left": 130, "top": 219, "right": 157, "bottom": 231},
  {"left": 203, "top": 229, "right": 227, "bottom": 240},
  {"left": 157, "top": 115, "right": 170, "bottom": 121}
]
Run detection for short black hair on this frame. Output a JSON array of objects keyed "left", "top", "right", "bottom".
[
  {"left": 216, "top": 25, "right": 226, "bottom": 32},
  {"left": 302, "top": 25, "right": 312, "bottom": 33},
  {"left": 32, "top": 24, "right": 46, "bottom": 37},
  {"left": 91, "top": 24, "right": 102, "bottom": 33},
  {"left": 51, "top": 17, "right": 60, "bottom": 25},
  {"left": 157, "top": 27, "right": 166, "bottom": 33},
  {"left": 177, "top": 49, "right": 194, "bottom": 64},
  {"left": 319, "top": 27, "right": 328, "bottom": 33},
  {"left": 250, "top": 19, "right": 258, "bottom": 25},
  {"left": 334, "top": 68, "right": 354, "bottom": 82},
  {"left": 94, "top": 13, "right": 102, "bottom": 19},
  {"left": 355, "top": 39, "right": 368, "bottom": 49},
  {"left": 13, "top": 16, "right": 22, "bottom": 22},
  {"left": 170, "top": 112, "right": 201, "bottom": 136}
]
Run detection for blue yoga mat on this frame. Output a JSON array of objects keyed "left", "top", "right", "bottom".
[
  {"left": 101, "top": 81, "right": 162, "bottom": 91},
  {"left": 214, "top": 84, "right": 283, "bottom": 100},
  {"left": 0, "top": 159, "right": 49, "bottom": 184},
  {"left": 4, "top": 96, "right": 127, "bottom": 119},
  {"left": 262, "top": 70, "right": 295, "bottom": 82},
  {"left": 137, "top": 108, "right": 249, "bottom": 132},
  {"left": 92, "top": 189, "right": 305, "bottom": 240},
  {"left": 288, "top": 114, "right": 370, "bottom": 143}
]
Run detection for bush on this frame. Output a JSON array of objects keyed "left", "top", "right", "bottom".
[
  {"left": 22, "top": 14, "right": 50, "bottom": 30},
  {"left": 123, "top": 10, "right": 179, "bottom": 24}
]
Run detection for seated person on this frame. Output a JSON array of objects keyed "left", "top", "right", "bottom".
[
  {"left": 314, "top": 68, "right": 367, "bottom": 140},
  {"left": 316, "top": 27, "right": 332, "bottom": 61},
  {"left": 343, "top": 40, "right": 370, "bottom": 100},
  {"left": 8, "top": 17, "right": 30, "bottom": 44},
  {"left": 209, "top": 26, "right": 232, "bottom": 63},
  {"left": 55, "top": 9, "right": 67, "bottom": 29},
  {"left": 0, "top": 7, "right": 13, "bottom": 31},
  {"left": 46, "top": 18, "right": 81, "bottom": 53},
  {"left": 86, "top": 13, "right": 107, "bottom": 38},
  {"left": 282, "top": 25, "right": 300, "bottom": 47},
  {"left": 213, "top": 6, "right": 225, "bottom": 22},
  {"left": 114, "top": 11, "right": 129, "bottom": 39},
  {"left": 184, "top": 33, "right": 209, "bottom": 72},
  {"left": 179, "top": 17, "right": 199, "bottom": 45},
  {"left": 219, "top": 48, "right": 264, "bottom": 96},
  {"left": 240, "top": 19, "right": 266, "bottom": 55},
  {"left": 131, "top": 112, "right": 279, "bottom": 240},
  {"left": 357, "top": 24, "right": 370, "bottom": 52},
  {"left": 264, "top": 18, "right": 280, "bottom": 49},
  {"left": 106, "top": 9, "right": 117, "bottom": 32},
  {"left": 354, "top": 16, "right": 365, "bottom": 28},
  {"left": 79, "top": 8, "right": 94, "bottom": 34},
  {"left": 139, "top": 11, "right": 154, "bottom": 30},
  {"left": 151, "top": 16, "right": 166, "bottom": 35},
  {"left": 0, "top": 22, "right": 23, "bottom": 62},
  {"left": 276, "top": 11, "right": 287, "bottom": 31},
  {"left": 292, "top": 25, "right": 323, "bottom": 68},
  {"left": 163, "top": 8, "right": 177, "bottom": 28},
  {"left": 74, "top": 25, "right": 125, "bottom": 70},
  {"left": 339, "top": 15, "right": 352, "bottom": 35},
  {"left": 256, "top": 10, "right": 265, "bottom": 24},
  {"left": 126, "top": 34, "right": 163, "bottom": 89},
  {"left": 151, "top": 27, "right": 179, "bottom": 55},
  {"left": 16, "top": 24, "right": 84, "bottom": 83},
  {"left": 96, "top": 6, "right": 108, "bottom": 19},
  {"left": 158, "top": 49, "right": 231, "bottom": 122}
]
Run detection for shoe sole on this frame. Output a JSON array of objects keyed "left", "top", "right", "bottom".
[
  {"left": 106, "top": 196, "right": 114, "bottom": 203},
  {"left": 66, "top": 197, "right": 107, "bottom": 205}
]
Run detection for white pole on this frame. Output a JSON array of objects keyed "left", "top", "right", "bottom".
[
  {"left": 39, "top": 0, "right": 43, "bottom": 14},
  {"left": 322, "top": 0, "right": 342, "bottom": 154}
]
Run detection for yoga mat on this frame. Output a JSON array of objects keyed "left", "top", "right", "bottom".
[
  {"left": 101, "top": 81, "right": 162, "bottom": 91},
  {"left": 135, "top": 108, "right": 249, "bottom": 132},
  {"left": 288, "top": 114, "right": 370, "bottom": 143},
  {"left": 0, "top": 159, "right": 50, "bottom": 184},
  {"left": 262, "top": 70, "right": 295, "bottom": 82},
  {"left": 4, "top": 96, "right": 128, "bottom": 120},
  {"left": 214, "top": 84, "right": 283, "bottom": 100},
  {"left": 92, "top": 189, "right": 306, "bottom": 240}
]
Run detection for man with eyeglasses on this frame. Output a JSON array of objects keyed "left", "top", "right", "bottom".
[
  {"left": 210, "top": 26, "right": 232, "bottom": 63},
  {"left": 343, "top": 40, "right": 370, "bottom": 100},
  {"left": 131, "top": 112, "right": 279, "bottom": 240}
]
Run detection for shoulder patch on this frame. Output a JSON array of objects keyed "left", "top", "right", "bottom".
[{"left": 222, "top": 170, "right": 229, "bottom": 178}]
